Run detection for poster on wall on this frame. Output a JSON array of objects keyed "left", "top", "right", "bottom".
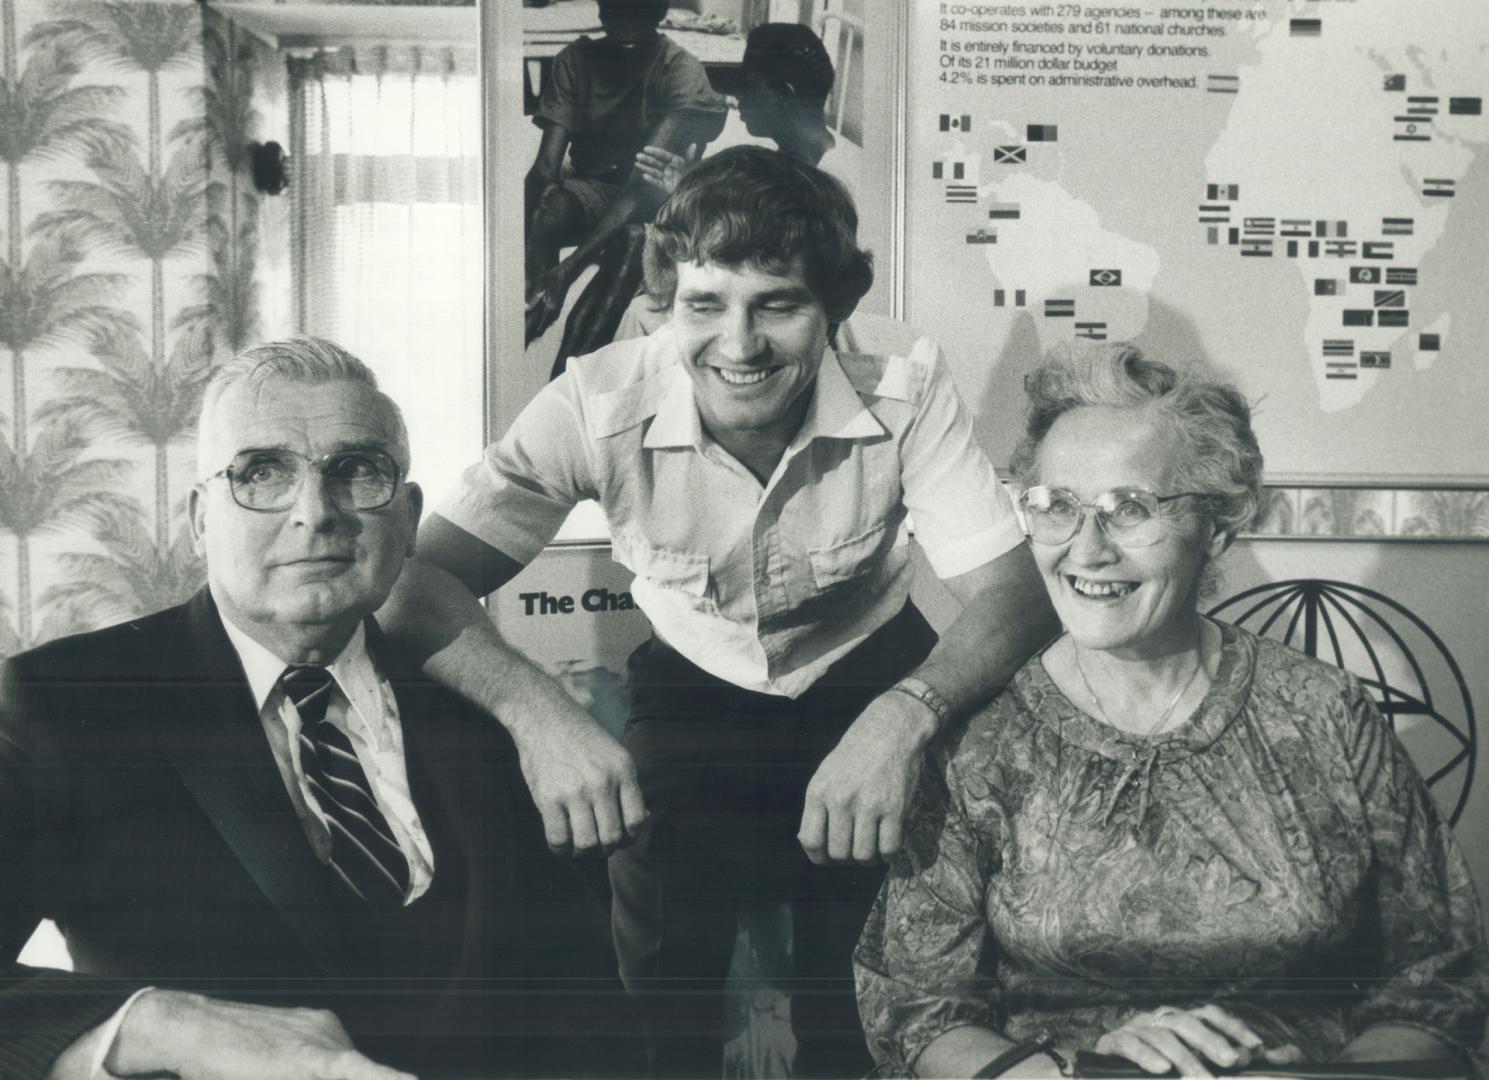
[
  {"left": 515, "top": 0, "right": 891, "bottom": 401},
  {"left": 905, "top": 1, "right": 1489, "bottom": 482}
]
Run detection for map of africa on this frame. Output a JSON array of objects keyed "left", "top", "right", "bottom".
[{"left": 907, "top": 1, "right": 1488, "bottom": 479}]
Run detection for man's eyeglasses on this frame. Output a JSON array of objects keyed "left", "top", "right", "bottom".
[
  {"left": 1018, "top": 485, "right": 1208, "bottom": 547},
  {"left": 208, "top": 448, "right": 401, "bottom": 513}
]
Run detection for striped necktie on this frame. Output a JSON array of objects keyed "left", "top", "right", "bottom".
[{"left": 281, "top": 665, "right": 410, "bottom": 910}]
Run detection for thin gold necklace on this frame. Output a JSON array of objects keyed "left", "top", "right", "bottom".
[{"left": 1072, "top": 636, "right": 1205, "bottom": 740}]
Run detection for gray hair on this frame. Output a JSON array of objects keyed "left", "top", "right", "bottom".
[
  {"left": 196, "top": 335, "right": 411, "bottom": 478},
  {"left": 1010, "top": 341, "right": 1263, "bottom": 539}
]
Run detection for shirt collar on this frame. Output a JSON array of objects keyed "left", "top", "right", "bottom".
[
  {"left": 219, "top": 614, "right": 372, "bottom": 714},
  {"left": 642, "top": 345, "right": 886, "bottom": 452}
]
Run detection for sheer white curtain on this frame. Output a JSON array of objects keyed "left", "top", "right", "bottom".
[{"left": 290, "top": 45, "right": 483, "bottom": 504}]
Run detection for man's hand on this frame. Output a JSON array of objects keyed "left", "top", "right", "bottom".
[
  {"left": 525, "top": 260, "right": 575, "bottom": 344},
  {"left": 797, "top": 690, "right": 938, "bottom": 865},
  {"left": 632, "top": 142, "right": 699, "bottom": 195},
  {"left": 509, "top": 695, "right": 648, "bottom": 856},
  {"left": 108, "top": 990, "right": 416, "bottom": 1080}
]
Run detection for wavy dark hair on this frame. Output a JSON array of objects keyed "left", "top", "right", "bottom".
[{"left": 641, "top": 145, "right": 873, "bottom": 322}]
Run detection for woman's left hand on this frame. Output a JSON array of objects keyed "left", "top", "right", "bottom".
[{"left": 1094, "top": 1004, "right": 1302, "bottom": 1076}]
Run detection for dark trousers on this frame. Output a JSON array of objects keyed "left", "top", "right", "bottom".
[{"left": 610, "top": 604, "right": 938, "bottom": 1079}]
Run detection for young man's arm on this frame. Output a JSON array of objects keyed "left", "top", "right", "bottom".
[
  {"left": 797, "top": 544, "right": 1058, "bottom": 865},
  {"left": 378, "top": 515, "right": 646, "bottom": 856}
]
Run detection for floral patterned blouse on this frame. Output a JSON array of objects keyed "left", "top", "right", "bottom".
[{"left": 855, "top": 623, "right": 1489, "bottom": 1076}]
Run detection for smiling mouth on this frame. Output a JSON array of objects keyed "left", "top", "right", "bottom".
[
  {"left": 1068, "top": 575, "right": 1138, "bottom": 599},
  {"left": 714, "top": 366, "right": 778, "bottom": 386}
]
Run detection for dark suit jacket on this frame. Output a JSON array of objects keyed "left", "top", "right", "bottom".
[{"left": 0, "top": 589, "right": 632, "bottom": 1078}]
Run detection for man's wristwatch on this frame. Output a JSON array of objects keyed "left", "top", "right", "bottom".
[{"left": 886, "top": 676, "right": 954, "bottom": 730}]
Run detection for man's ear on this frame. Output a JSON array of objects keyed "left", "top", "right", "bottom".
[
  {"left": 187, "top": 485, "right": 209, "bottom": 556},
  {"left": 1207, "top": 525, "right": 1234, "bottom": 561},
  {"left": 401, "top": 482, "right": 424, "bottom": 557}
]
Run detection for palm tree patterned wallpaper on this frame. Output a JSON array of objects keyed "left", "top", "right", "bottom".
[
  {"left": 1, "top": 0, "right": 1486, "bottom": 666},
  {"left": 0, "top": 0, "right": 276, "bottom": 661}
]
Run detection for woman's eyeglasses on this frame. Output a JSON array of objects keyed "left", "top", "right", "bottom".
[{"left": 1018, "top": 485, "right": 1207, "bottom": 547}]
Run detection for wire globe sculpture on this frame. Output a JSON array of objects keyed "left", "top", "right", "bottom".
[{"left": 1209, "top": 579, "right": 1476, "bottom": 825}]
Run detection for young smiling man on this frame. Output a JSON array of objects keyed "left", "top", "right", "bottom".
[{"left": 383, "top": 147, "right": 1058, "bottom": 1076}]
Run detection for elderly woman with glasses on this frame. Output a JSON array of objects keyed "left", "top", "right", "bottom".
[{"left": 854, "top": 343, "right": 1488, "bottom": 1079}]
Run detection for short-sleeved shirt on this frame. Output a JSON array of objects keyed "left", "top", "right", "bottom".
[
  {"left": 438, "top": 325, "right": 1023, "bottom": 699},
  {"left": 538, "top": 35, "right": 727, "bottom": 184}
]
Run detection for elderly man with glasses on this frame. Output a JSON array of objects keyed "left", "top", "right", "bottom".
[{"left": 0, "top": 337, "right": 629, "bottom": 1080}]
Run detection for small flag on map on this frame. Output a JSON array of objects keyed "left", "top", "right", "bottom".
[
  {"left": 1393, "top": 117, "right": 1431, "bottom": 142},
  {"left": 945, "top": 185, "right": 978, "bottom": 204},
  {"left": 1360, "top": 351, "right": 1391, "bottom": 369},
  {"left": 1314, "top": 279, "right": 1341, "bottom": 296},
  {"left": 1244, "top": 217, "right": 1276, "bottom": 235},
  {"left": 1287, "top": 241, "right": 1300, "bottom": 258},
  {"left": 1449, "top": 97, "right": 1482, "bottom": 115},
  {"left": 940, "top": 113, "right": 972, "bottom": 132},
  {"left": 1242, "top": 238, "right": 1273, "bottom": 257},
  {"left": 1281, "top": 219, "right": 1312, "bottom": 237},
  {"left": 1381, "top": 217, "right": 1414, "bottom": 236},
  {"left": 1423, "top": 178, "right": 1456, "bottom": 197},
  {"left": 1323, "top": 340, "right": 1354, "bottom": 356},
  {"left": 1208, "top": 227, "right": 1222, "bottom": 245},
  {"left": 1206, "top": 74, "right": 1239, "bottom": 94},
  {"left": 1378, "top": 310, "right": 1409, "bottom": 328},
  {"left": 1315, "top": 220, "right": 1347, "bottom": 238},
  {"left": 1374, "top": 290, "right": 1405, "bottom": 308},
  {"left": 1350, "top": 267, "right": 1382, "bottom": 284},
  {"left": 1075, "top": 321, "right": 1107, "bottom": 340},
  {"left": 1384, "top": 74, "right": 1405, "bottom": 92},
  {"left": 992, "top": 289, "right": 1027, "bottom": 307},
  {"left": 1290, "top": 18, "right": 1321, "bottom": 36},
  {"left": 1044, "top": 299, "right": 1075, "bottom": 318},
  {"left": 1027, "top": 124, "right": 1058, "bottom": 142},
  {"left": 1207, "top": 183, "right": 1239, "bottom": 201},
  {"left": 1362, "top": 241, "right": 1394, "bottom": 259},
  {"left": 994, "top": 145, "right": 1026, "bottom": 165},
  {"left": 1325, "top": 371, "right": 1358, "bottom": 380},
  {"left": 1305, "top": 241, "right": 1320, "bottom": 257},
  {"left": 965, "top": 228, "right": 998, "bottom": 244},
  {"left": 1325, "top": 239, "right": 1357, "bottom": 257},
  {"left": 1406, "top": 96, "right": 1440, "bottom": 116},
  {"left": 1199, "top": 204, "right": 1231, "bottom": 223},
  {"left": 1420, "top": 333, "right": 1440, "bottom": 350},
  {"left": 1343, "top": 310, "right": 1374, "bottom": 327},
  {"left": 1090, "top": 269, "right": 1122, "bottom": 286},
  {"left": 1386, "top": 268, "right": 1418, "bottom": 285},
  {"left": 987, "top": 203, "right": 1021, "bottom": 219},
  {"left": 932, "top": 161, "right": 967, "bottom": 180}
]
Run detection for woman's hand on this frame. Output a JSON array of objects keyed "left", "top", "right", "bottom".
[{"left": 1094, "top": 1004, "right": 1302, "bottom": 1076}]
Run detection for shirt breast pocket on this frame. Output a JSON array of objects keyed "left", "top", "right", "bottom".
[
  {"left": 621, "top": 533, "right": 719, "bottom": 615},
  {"left": 807, "top": 519, "right": 893, "bottom": 594}
]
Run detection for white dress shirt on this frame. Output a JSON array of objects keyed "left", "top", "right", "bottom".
[{"left": 219, "top": 617, "right": 436, "bottom": 902}]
